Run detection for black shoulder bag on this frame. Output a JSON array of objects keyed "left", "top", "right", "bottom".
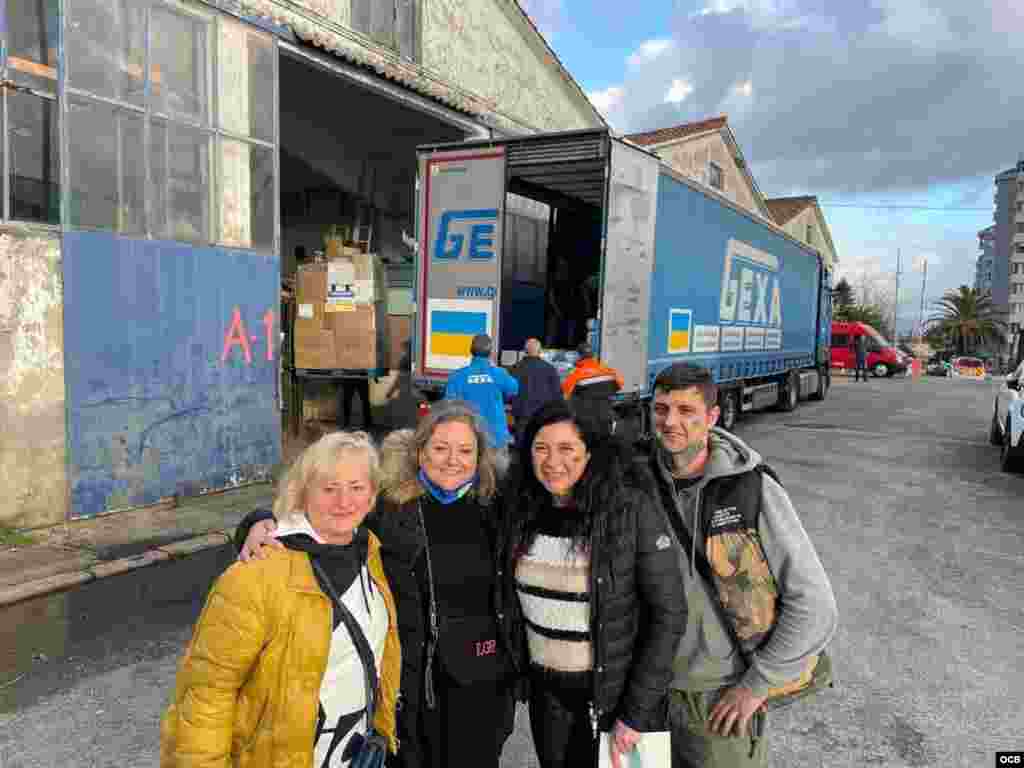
[{"left": 311, "top": 559, "right": 388, "bottom": 768}]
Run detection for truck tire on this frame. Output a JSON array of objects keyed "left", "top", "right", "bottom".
[
  {"left": 718, "top": 390, "right": 739, "bottom": 432},
  {"left": 810, "top": 368, "right": 828, "bottom": 401},
  {"left": 990, "top": 409, "right": 1003, "bottom": 446},
  {"left": 779, "top": 372, "right": 799, "bottom": 412},
  {"left": 873, "top": 362, "right": 889, "bottom": 378}
]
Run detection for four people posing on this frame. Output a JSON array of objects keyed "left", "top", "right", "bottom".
[{"left": 163, "top": 361, "right": 836, "bottom": 768}]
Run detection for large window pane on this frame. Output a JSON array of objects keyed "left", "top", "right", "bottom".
[
  {"left": 9, "top": 92, "right": 60, "bottom": 224},
  {"left": 67, "top": 97, "right": 143, "bottom": 232},
  {"left": 66, "top": 0, "right": 145, "bottom": 105},
  {"left": 151, "top": 6, "right": 210, "bottom": 124},
  {"left": 67, "top": 98, "right": 118, "bottom": 228},
  {"left": 218, "top": 21, "right": 274, "bottom": 142},
  {"left": 219, "top": 139, "right": 273, "bottom": 251},
  {"left": 248, "top": 35, "right": 275, "bottom": 142},
  {"left": 151, "top": 122, "right": 210, "bottom": 242},
  {"left": 120, "top": 113, "right": 146, "bottom": 235},
  {"left": 8, "top": 0, "right": 60, "bottom": 92}
]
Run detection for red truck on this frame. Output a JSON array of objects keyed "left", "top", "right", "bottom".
[{"left": 830, "top": 321, "right": 908, "bottom": 377}]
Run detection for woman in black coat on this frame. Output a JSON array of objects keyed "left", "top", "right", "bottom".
[
  {"left": 239, "top": 401, "right": 517, "bottom": 768},
  {"left": 500, "top": 399, "right": 686, "bottom": 768}
]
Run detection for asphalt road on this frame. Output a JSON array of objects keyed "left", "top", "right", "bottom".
[{"left": 1, "top": 373, "right": 1022, "bottom": 767}]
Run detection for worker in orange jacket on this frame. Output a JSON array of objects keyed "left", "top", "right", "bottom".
[{"left": 561, "top": 343, "right": 624, "bottom": 434}]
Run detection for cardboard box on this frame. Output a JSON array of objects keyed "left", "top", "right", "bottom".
[{"left": 294, "top": 255, "right": 390, "bottom": 370}]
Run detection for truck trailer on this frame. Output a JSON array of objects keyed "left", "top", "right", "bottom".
[{"left": 410, "top": 128, "right": 832, "bottom": 434}]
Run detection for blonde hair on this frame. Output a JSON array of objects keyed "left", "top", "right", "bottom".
[
  {"left": 379, "top": 401, "right": 498, "bottom": 505},
  {"left": 273, "top": 430, "right": 381, "bottom": 519}
]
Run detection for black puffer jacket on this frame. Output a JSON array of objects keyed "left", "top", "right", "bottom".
[{"left": 498, "top": 473, "right": 687, "bottom": 731}]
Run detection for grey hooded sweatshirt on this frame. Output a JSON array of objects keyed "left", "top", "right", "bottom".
[{"left": 657, "top": 428, "right": 838, "bottom": 696}]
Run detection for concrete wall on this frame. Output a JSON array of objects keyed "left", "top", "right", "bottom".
[
  {"left": 655, "top": 133, "right": 765, "bottom": 219},
  {"left": 781, "top": 206, "right": 837, "bottom": 271},
  {"left": 246, "top": 0, "right": 601, "bottom": 134},
  {"left": 420, "top": 0, "right": 596, "bottom": 132},
  {"left": 0, "top": 229, "right": 67, "bottom": 528}
]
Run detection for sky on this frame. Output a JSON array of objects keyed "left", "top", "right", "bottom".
[{"left": 518, "top": 0, "right": 1024, "bottom": 336}]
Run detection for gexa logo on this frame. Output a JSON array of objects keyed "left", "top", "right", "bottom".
[
  {"left": 222, "top": 307, "right": 276, "bottom": 364},
  {"left": 433, "top": 209, "right": 498, "bottom": 261}
]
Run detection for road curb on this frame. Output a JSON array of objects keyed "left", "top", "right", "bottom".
[
  {"left": 0, "top": 529, "right": 238, "bottom": 608},
  {"left": 0, "top": 570, "right": 95, "bottom": 608}
]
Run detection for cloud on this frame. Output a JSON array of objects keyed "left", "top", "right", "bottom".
[
  {"left": 664, "top": 79, "right": 694, "bottom": 104},
  {"left": 588, "top": 85, "right": 625, "bottom": 114},
  {"left": 516, "top": 0, "right": 565, "bottom": 40},
  {"left": 628, "top": 39, "right": 674, "bottom": 68},
  {"left": 588, "top": 0, "right": 1023, "bottom": 198}
]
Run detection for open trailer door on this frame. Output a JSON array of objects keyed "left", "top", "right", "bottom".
[
  {"left": 599, "top": 138, "right": 660, "bottom": 395},
  {"left": 413, "top": 144, "right": 507, "bottom": 389}
]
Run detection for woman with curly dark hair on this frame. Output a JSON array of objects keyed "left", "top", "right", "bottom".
[{"left": 501, "top": 400, "right": 686, "bottom": 768}]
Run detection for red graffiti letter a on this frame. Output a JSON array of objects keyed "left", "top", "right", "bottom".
[{"left": 222, "top": 307, "right": 253, "bottom": 364}]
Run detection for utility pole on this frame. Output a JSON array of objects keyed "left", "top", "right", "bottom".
[
  {"left": 917, "top": 256, "right": 928, "bottom": 340},
  {"left": 893, "top": 248, "right": 902, "bottom": 341}
]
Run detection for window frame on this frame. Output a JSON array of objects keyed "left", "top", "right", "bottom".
[
  {"left": 53, "top": 0, "right": 279, "bottom": 253},
  {"left": 707, "top": 160, "right": 724, "bottom": 191},
  {"left": 1, "top": 0, "right": 62, "bottom": 227}
]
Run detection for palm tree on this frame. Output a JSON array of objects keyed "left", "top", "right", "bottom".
[{"left": 925, "top": 286, "right": 1006, "bottom": 356}]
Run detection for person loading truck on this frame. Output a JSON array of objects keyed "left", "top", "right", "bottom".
[{"left": 562, "top": 342, "right": 624, "bottom": 434}]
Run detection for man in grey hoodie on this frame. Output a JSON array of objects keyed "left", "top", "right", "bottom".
[{"left": 635, "top": 362, "right": 837, "bottom": 767}]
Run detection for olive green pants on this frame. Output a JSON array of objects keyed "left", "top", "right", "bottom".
[{"left": 667, "top": 689, "right": 768, "bottom": 768}]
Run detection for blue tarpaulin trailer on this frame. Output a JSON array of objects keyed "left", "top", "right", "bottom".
[{"left": 410, "top": 128, "right": 832, "bottom": 432}]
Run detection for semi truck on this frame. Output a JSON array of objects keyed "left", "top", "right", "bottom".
[{"left": 410, "top": 128, "right": 832, "bottom": 434}]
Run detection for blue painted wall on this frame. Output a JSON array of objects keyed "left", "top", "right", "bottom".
[
  {"left": 647, "top": 173, "right": 824, "bottom": 389},
  {"left": 63, "top": 231, "right": 281, "bottom": 518}
]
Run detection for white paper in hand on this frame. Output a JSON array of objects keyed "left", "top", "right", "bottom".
[{"left": 597, "top": 731, "right": 671, "bottom": 768}]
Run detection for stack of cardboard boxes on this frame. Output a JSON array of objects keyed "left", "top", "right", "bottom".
[{"left": 293, "top": 239, "right": 390, "bottom": 371}]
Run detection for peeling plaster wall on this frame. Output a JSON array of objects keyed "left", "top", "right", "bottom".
[
  {"left": 239, "top": 0, "right": 599, "bottom": 134},
  {"left": 0, "top": 230, "right": 68, "bottom": 528},
  {"left": 657, "top": 134, "right": 764, "bottom": 220},
  {"left": 421, "top": 0, "right": 597, "bottom": 132}
]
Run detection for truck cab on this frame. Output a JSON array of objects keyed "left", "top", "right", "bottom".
[{"left": 830, "top": 321, "right": 907, "bottom": 377}]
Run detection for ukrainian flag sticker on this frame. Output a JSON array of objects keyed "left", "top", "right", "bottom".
[
  {"left": 426, "top": 298, "right": 492, "bottom": 370},
  {"left": 668, "top": 309, "right": 692, "bottom": 354}
]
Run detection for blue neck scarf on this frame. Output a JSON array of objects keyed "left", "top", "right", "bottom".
[{"left": 418, "top": 468, "right": 477, "bottom": 505}]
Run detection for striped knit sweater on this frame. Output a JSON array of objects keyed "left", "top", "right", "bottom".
[{"left": 515, "top": 528, "right": 593, "bottom": 674}]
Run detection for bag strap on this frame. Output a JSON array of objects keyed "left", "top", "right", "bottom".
[
  {"left": 311, "top": 558, "right": 379, "bottom": 726},
  {"left": 417, "top": 501, "right": 441, "bottom": 710}
]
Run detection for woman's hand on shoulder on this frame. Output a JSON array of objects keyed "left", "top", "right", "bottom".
[{"left": 239, "top": 518, "right": 283, "bottom": 562}]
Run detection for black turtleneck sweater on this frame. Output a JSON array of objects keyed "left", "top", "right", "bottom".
[{"left": 420, "top": 494, "right": 494, "bottom": 620}]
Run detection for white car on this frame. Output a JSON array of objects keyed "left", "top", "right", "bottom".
[{"left": 990, "top": 361, "right": 1024, "bottom": 472}]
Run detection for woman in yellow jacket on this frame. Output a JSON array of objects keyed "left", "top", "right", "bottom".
[{"left": 160, "top": 431, "right": 401, "bottom": 768}]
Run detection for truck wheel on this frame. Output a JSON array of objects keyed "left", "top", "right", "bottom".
[
  {"left": 779, "top": 373, "right": 799, "bottom": 412},
  {"left": 719, "top": 390, "right": 739, "bottom": 431},
  {"left": 810, "top": 369, "right": 828, "bottom": 401},
  {"left": 1000, "top": 419, "right": 1020, "bottom": 473},
  {"left": 990, "top": 409, "right": 1003, "bottom": 446},
  {"left": 873, "top": 363, "right": 889, "bottom": 378}
]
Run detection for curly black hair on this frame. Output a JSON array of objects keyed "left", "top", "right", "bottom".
[{"left": 504, "top": 399, "right": 652, "bottom": 558}]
